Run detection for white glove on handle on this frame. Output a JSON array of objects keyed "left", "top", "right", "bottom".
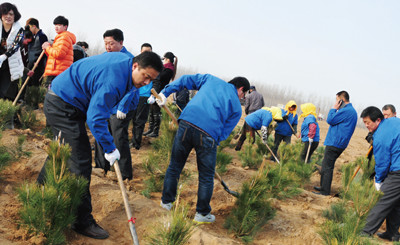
[
  {"left": 374, "top": 182, "right": 382, "bottom": 191},
  {"left": 105, "top": 148, "right": 120, "bottom": 166},
  {"left": 156, "top": 93, "right": 167, "bottom": 106},
  {"left": 0, "top": 54, "right": 7, "bottom": 68},
  {"left": 261, "top": 126, "right": 268, "bottom": 144},
  {"left": 116, "top": 110, "right": 126, "bottom": 119},
  {"left": 147, "top": 95, "right": 156, "bottom": 104},
  {"left": 308, "top": 138, "right": 313, "bottom": 143}
]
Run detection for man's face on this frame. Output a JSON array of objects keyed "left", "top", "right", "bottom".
[
  {"left": 131, "top": 63, "right": 159, "bottom": 88},
  {"left": 363, "top": 116, "right": 381, "bottom": 132},
  {"left": 54, "top": 24, "right": 67, "bottom": 34},
  {"left": 382, "top": 109, "right": 396, "bottom": 119},
  {"left": 140, "top": 47, "right": 152, "bottom": 53},
  {"left": 104, "top": 36, "right": 123, "bottom": 52}
]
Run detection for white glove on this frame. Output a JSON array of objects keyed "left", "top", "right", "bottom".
[
  {"left": 155, "top": 93, "right": 167, "bottom": 106},
  {"left": 374, "top": 182, "right": 382, "bottom": 191},
  {"left": 0, "top": 54, "right": 7, "bottom": 68},
  {"left": 105, "top": 148, "right": 120, "bottom": 166},
  {"left": 308, "top": 138, "right": 313, "bottom": 143},
  {"left": 147, "top": 95, "right": 156, "bottom": 104},
  {"left": 261, "top": 126, "right": 268, "bottom": 144},
  {"left": 116, "top": 110, "right": 126, "bottom": 119}
]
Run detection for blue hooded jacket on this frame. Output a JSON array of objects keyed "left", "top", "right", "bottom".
[
  {"left": 275, "top": 109, "right": 298, "bottom": 136},
  {"left": 245, "top": 109, "right": 273, "bottom": 130},
  {"left": 301, "top": 115, "right": 320, "bottom": 142},
  {"left": 110, "top": 47, "right": 140, "bottom": 114},
  {"left": 161, "top": 74, "right": 241, "bottom": 144},
  {"left": 373, "top": 117, "right": 400, "bottom": 183},
  {"left": 324, "top": 103, "right": 357, "bottom": 149},
  {"left": 51, "top": 52, "right": 138, "bottom": 153}
]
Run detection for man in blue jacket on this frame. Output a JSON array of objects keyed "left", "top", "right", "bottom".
[
  {"left": 361, "top": 107, "right": 400, "bottom": 241},
  {"left": 37, "top": 51, "right": 162, "bottom": 239},
  {"left": 94, "top": 29, "right": 138, "bottom": 180},
  {"left": 157, "top": 74, "right": 250, "bottom": 223},
  {"left": 313, "top": 91, "right": 357, "bottom": 195}
]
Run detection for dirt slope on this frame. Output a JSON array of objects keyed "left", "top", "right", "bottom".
[{"left": 0, "top": 109, "right": 392, "bottom": 245}]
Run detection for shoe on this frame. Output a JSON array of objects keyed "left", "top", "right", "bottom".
[
  {"left": 234, "top": 146, "right": 241, "bottom": 151},
  {"left": 160, "top": 201, "right": 173, "bottom": 211},
  {"left": 135, "top": 144, "right": 141, "bottom": 150},
  {"left": 313, "top": 186, "right": 322, "bottom": 191},
  {"left": 377, "top": 232, "right": 393, "bottom": 241},
  {"left": 393, "top": 234, "right": 400, "bottom": 241},
  {"left": 143, "top": 129, "right": 153, "bottom": 136},
  {"left": 72, "top": 222, "right": 109, "bottom": 239},
  {"left": 359, "top": 231, "right": 372, "bottom": 237},
  {"left": 147, "top": 132, "right": 159, "bottom": 138},
  {"left": 312, "top": 191, "right": 329, "bottom": 196},
  {"left": 194, "top": 212, "right": 215, "bottom": 224}
]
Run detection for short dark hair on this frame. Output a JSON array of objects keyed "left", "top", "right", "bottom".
[
  {"left": 382, "top": 104, "right": 396, "bottom": 113},
  {"left": 228, "top": 77, "right": 250, "bottom": 92},
  {"left": 26, "top": 18, "right": 39, "bottom": 28},
  {"left": 141, "top": 43, "right": 152, "bottom": 50},
  {"left": 133, "top": 51, "right": 163, "bottom": 73},
  {"left": 103, "top": 29, "right": 124, "bottom": 42},
  {"left": 77, "top": 41, "right": 89, "bottom": 49},
  {"left": 336, "top": 90, "right": 350, "bottom": 102},
  {"left": 53, "top": 16, "right": 69, "bottom": 26},
  {"left": 24, "top": 29, "right": 33, "bottom": 39},
  {"left": 0, "top": 2, "right": 21, "bottom": 22},
  {"left": 361, "top": 106, "right": 384, "bottom": 122}
]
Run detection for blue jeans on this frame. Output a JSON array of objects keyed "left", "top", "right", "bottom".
[{"left": 162, "top": 120, "right": 217, "bottom": 215}]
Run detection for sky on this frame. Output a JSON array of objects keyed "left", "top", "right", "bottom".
[{"left": 10, "top": 0, "right": 400, "bottom": 112}]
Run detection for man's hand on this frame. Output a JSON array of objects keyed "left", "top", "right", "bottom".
[
  {"left": 374, "top": 181, "right": 382, "bottom": 191},
  {"left": 365, "top": 132, "right": 373, "bottom": 144},
  {"left": 156, "top": 93, "right": 167, "bottom": 106},
  {"left": 27, "top": 70, "right": 34, "bottom": 77},
  {"left": 147, "top": 95, "right": 156, "bottom": 104},
  {"left": 261, "top": 126, "right": 268, "bottom": 144},
  {"left": 0, "top": 54, "right": 7, "bottom": 68},
  {"left": 333, "top": 99, "right": 343, "bottom": 110},
  {"left": 116, "top": 110, "right": 126, "bottom": 119},
  {"left": 104, "top": 149, "right": 120, "bottom": 166},
  {"left": 308, "top": 137, "right": 313, "bottom": 143},
  {"left": 42, "top": 42, "right": 51, "bottom": 50}
]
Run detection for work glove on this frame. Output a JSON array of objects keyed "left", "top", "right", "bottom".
[
  {"left": 155, "top": 93, "right": 167, "bottom": 106},
  {"left": 261, "top": 126, "right": 268, "bottom": 144},
  {"left": 147, "top": 95, "right": 156, "bottom": 104},
  {"left": 308, "top": 138, "right": 313, "bottom": 143},
  {"left": 116, "top": 110, "right": 126, "bottom": 119},
  {"left": 374, "top": 181, "right": 382, "bottom": 191},
  {"left": 104, "top": 148, "right": 120, "bottom": 166},
  {"left": 0, "top": 54, "right": 7, "bottom": 68},
  {"left": 282, "top": 115, "right": 289, "bottom": 121}
]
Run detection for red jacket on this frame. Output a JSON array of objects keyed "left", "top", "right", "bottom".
[{"left": 44, "top": 31, "right": 76, "bottom": 76}]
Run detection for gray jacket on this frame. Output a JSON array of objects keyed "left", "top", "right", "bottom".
[{"left": 245, "top": 90, "right": 264, "bottom": 114}]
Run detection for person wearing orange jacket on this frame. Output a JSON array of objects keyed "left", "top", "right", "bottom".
[{"left": 42, "top": 15, "right": 76, "bottom": 87}]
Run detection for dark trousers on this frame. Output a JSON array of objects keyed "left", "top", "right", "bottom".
[
  {"left": 0, "top": 61, "right": 17, "bottom": 100},
  {"left": 300, "top": 141, "right": 319, "bottom": 163},
  {"left": 235, "top": 122, "right": 255, "bottom": 151},
  {"left": 148, "top": 103, "right": 161, "bottom": 134},
  {"left": 131, "top": 96, "right": 150, "bottom": 146},
  {"left": 37, "top": 92, "right": 94, "bottom": 228},
  {"left": 94, "top": 110, "right": 135, "bottom": 180},
  {"left": 162, "top": 120, "right": 217, "bottom": 215},
  {"left": 363, "top": 171, "right": 400, "bottom": 236},
  {"left": 319, "top": 145, "right": 344, "bottom": 195},
  {"left": 272, "top": 133, "right": 291, "bottom": 158}
]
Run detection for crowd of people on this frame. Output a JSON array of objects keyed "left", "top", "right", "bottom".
[{"left": 1, "top": 2, "right": 400, "bottom": 242}]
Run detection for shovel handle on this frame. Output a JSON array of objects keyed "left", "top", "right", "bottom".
[
  {"left": 285, "top": 119, "right": 299, "bottom": 138},
  {"left": 114, "top": 160, "right": 140, "bottom": 245},
  {"left": 305, "top": 141, "right": 312, "bottom": 163},
  {"left": 151, "top": 88, "right": 178, "bottom": 126}
]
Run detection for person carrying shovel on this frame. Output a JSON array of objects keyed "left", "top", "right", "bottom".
[
  {"left": 36, "top": 51, "right": 162, "bottom": 239},
  {"left": 271, "top": 100, "right": 298, "bottom": 160},
  {"left": 156, "top": 74, "right": 250, "bottom": 223},
  {"left": 299, "top": 103, "right": 320, "bottom": 163},
  {"left": 235, "top": 106, "right": 283, "bottom": 151}
]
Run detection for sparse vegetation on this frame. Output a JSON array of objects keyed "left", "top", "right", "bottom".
[{"left": 0, "top": 99, "right": 18, "bottom": 130}]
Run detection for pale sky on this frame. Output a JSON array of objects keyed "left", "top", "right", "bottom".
[{"left": 11, "top": 0, "right": 400, "bottom": 112}]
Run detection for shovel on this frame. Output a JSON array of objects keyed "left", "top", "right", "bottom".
[
  {"left": 151, "top": 89, "right": 239, "bottom": 198},
  {"left": 113, "top": 160, "right": 139, "bottom": 245},
  {"left": 13, "top": 50, "right": 46, "bottom": 106},
  {"left": 304, "top": 141, "right": 312, "bottom": 163},
  {"left": 285, "top": 118, "right": 299, "bottom": 139},
  {"left": 255, "top": 131, "right": 280, "bottom": 164},
  {"left": 233, "top": 125, "right": 242, "bottom": 140}
]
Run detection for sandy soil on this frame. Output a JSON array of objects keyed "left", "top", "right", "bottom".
[{"left": 0, "top": 108, "right": 393, "bottom": 245}]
